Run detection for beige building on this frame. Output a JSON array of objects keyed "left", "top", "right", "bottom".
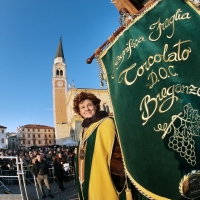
[
  {"left": 16, "top": 124, "right": 55, "bottom": 149},
  {"left": 53, "top": 38, "right": 113, "bottom": 145}
]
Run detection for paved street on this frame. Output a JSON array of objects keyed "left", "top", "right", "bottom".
[{"left": 0, "top": 178, "right": 78, "bottom": 200}]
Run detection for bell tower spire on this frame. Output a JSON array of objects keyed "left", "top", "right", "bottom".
[
  {"left": 54, "top": 37, "right": 65, "bottom": 65},
  {"left": 55, "top": 37, "right": 65, "bottom": 59}
]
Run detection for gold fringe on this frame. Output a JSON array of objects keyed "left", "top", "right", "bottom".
[{"left": 126, "top": 188, "right": 133, "bottom": 200}]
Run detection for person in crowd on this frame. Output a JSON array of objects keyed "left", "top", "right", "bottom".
[
  {"left": 61, "top": 147, "right": 65, "bottom": 153},
  {"left": 33, "top": 150, "right": 38, "bottom": 158},
  {"left": 0, "top": 152, "right": 9, "bottom": 170},
  {"left": 32, "top": 152, "right": 44, "bottom": 164},
  {"left": 46, "top": 151, "right": 53, "bottom": 167},
  {"left": 67, "top": 152, "right": 73, "bottom": 167},
  {"left": 63, "top": 150, "right": 69, "bottom": 161},
  {"left": 19, "top": 151, "right": 25, "bottom": 158},
  {"left": 7, "top": 156, "right": 18, "bottom": 184},
  {"left": 23, "top": 151, "right": 31, "bottom": 165},
  {"left": 7, "top": 157, "right": 16, "bottom": 170},
  {"left": 32, "top": 154, "right": 54, "bottom": 199},
  {"left": 53, "top": 150, "right": 57, "bottom": 157},
  {"left": 28, "top": 152, "right": 34, "bottom": 167},
  {"left": 73, "top": 92, "right": 126, "bottom": 200},
  {"left": 53, "top": 152, "right": 66, "bottom": 191},
  {"left": 72, "top": 147, "right": 77, "bottom": 185},
  {"left": 71, "top": 148, "right": 77, "bottom": 169},
  {"left": 40, "top": 153, "right": 45, "bottom": 160}
]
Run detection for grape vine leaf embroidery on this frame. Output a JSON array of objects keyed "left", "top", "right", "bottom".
[{"left": 156, "top": 103, "right": 200, "bottom": 166}]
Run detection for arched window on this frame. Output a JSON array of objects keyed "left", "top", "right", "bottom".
[
  {"left": 60, "top": 70, "right": 63, "bottom": 76},
  {"left": 56, "top": 70, "right": 59, "bottom": 76}
]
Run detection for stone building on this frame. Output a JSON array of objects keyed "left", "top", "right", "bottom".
[
  {"left": 6, "top": 132, "right": 18, "bottom": 150},
  {"left": 16, "top": 124, "right": 55, "bottom": 149}
]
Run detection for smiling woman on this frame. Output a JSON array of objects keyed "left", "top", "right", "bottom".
[
  {"left": 73, "top": 92, "right": 148, "bottom": 200},
  {"left": 73, "top": 92, "right": 126, "bottom": 200}
]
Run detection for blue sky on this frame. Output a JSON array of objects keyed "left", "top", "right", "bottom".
[{"left": 0, "top": 0, "right": 120, "bottom": 132}]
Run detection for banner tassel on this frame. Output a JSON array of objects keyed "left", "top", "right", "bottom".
[
  {"left": 125, "top": 173, "right": 133, "bottom": 200},
  {"left": 126, "top": 188, "right": 133, "bottom": 200}
]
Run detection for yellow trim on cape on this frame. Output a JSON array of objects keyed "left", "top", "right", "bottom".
[{"left": 83, "top": 118, "right": 118, "bottom": 200}]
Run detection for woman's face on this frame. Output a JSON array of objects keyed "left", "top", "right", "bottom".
[{"left": 79, "top": 99, "right": 97, "bottom": 119}]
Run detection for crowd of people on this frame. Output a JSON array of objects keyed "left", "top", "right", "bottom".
[
  {"left": 0, "top": 146, "right": 77, "bottom": 199},
  {"left": 0, "top": 146, "right": 77, "bottom": 168}
]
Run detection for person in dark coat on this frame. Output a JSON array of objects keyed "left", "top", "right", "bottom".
[
  {"left": 32, "top": 154, "right": 54, "bottom": 199},
  {"left": 53, "top": 152, "right": 65, "bottom": 191}
]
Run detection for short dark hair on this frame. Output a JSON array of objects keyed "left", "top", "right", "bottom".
[{"left": 73, "top": 92, "right": 101, "bottom": 114}]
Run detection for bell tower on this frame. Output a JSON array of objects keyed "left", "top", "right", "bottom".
[{"left": 52, "top": 37, "right": 69, "bottom": 144}]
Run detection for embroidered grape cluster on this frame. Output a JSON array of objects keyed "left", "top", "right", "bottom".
[
  {"left": 168, "top": 134, "right": 196, "bottom": 166},
  {"left": 167, "top": 103, "right": 200, "bottom": 166}
]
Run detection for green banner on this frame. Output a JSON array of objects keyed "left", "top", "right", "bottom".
[{"left": 98, "top": 0, "right": 200, "bottom": 199}]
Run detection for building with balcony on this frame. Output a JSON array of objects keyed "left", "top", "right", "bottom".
[{"left": 16, "top": 124, "right": 55, "bottom": 149}]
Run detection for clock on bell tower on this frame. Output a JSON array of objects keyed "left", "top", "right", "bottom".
[{"left": 52, "top": 37, "right": 69, "bottom": 144}]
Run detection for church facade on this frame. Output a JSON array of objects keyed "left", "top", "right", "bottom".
[{"left": 52, "top": 38, "right": 113, "bottom": 145}]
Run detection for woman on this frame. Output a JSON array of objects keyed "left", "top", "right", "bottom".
[
  {"left": 73, "top": 92, "right": 126, "bottom": 200},
  {"left": 53, "top": 152, "right": 66, "bottom": 191}
]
